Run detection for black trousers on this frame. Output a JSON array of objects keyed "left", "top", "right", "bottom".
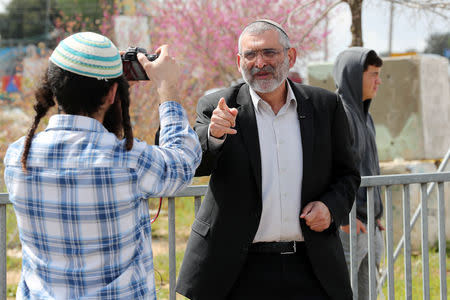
[{"left": 227, "top": 244, "right": 330, "bottom": 300}]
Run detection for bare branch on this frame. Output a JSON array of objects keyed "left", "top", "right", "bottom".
[
  {"left": 285, "top": 0, "right": 343, "bottom": 43},
  {"left": 388, "top": 0, "right": 450, "bottom": 18},
  {"left": 390, "top": 0, "right": 450, "bottom": 9}
]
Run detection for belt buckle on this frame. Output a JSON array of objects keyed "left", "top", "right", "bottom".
[{"left": 280, "top": 241, "right": 296, "bottom": 255}]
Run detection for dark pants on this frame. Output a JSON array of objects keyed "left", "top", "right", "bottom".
[{"left": 227, "top": 243, "right": 330, "bottom": 300}]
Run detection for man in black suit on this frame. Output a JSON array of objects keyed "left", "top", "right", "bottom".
[{"left": 177, "top": 19, "right": 360, "bottom": 300}]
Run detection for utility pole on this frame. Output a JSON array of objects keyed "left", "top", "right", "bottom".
[
  {"left": 44, "top": 0, "right": 51, "bottom": 40},
  {"left": 324, "top": 12, "right": 329, "bottom": 62},
  {"left": 388, "top": 0, "right": 395, "bottom": 56}
]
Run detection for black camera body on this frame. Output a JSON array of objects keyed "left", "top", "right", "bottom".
[{"left": 121, "top": 47, "right": 158, "bottom": 81}]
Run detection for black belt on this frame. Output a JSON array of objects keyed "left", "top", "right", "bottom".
[{"left": 249, "top": 241, "right": 305, "bottom": 255}]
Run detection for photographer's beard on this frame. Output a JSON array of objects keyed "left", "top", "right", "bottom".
[
  {"left": 240, "top": 56, "right": 290, "bottom": 94},
  {"left": 103, "top": 94, "right": 124, "bottom": 138}
]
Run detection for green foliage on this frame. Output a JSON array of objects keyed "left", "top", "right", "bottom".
[
  {"left": 7, "top": 283, "right": 17, "bottom": 298},
  {"left": 5, "top": 194, "right": 449, "bottom": 300},
  {"left": 6, "top": 255, "right": 21, "bottom": 271},
  {"left": 430, "top": 239, "right": 450, "bottom": 255},
  {"left": 7, "top": 205, "right": 20, "bottom": 249},
  {"left": 424, "top": 32, "right": 450, "bottom": 58},
  {"left": 0, "top": 0, "right": 58, "bottom": 40},
  {"left": 154, "top": 249, "right": 186, "bottom": 300},
  {"left": 0, "top": 0, "right": 114, "bottom": 45},
  {"left": 381, "top": 251, "right": 450, "bottom": 299},
  {"left": 54, "top": 0, "right": 115, "bottom": 34}
]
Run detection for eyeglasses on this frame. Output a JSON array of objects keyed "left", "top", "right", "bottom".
[{"left": 240, "top": 48, "right": 288, "bottom": 61}]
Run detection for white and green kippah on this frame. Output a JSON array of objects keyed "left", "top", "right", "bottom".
[{"left": 49, "top": 32, "right": 123, "bottom": 80}]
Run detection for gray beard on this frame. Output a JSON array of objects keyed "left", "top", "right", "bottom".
[{"left": 241, "top": 57, "right": 290, "bottom": 93}]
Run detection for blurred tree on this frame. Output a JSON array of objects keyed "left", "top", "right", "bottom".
[
  {"left": 55, "top": 0, "right": 115, "bottom": 34},
  {"left": 424, "top": 32, "right": 450, "bottom": 58},
  {"left": 152, "top": 0, "right": 330, "bottom": 87},
  {"left": 0, "top": 0, "right": 58, "bottom": 40},
  {"left": 133, "top": 0, "right": 332, "bottom": 126},
  {"left": 0, "top": 0, "right": 115, "bottom": 45}
]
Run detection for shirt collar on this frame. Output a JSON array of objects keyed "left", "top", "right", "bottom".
[
  {"left": 45, "top": 114, "right": 109, "bottom": 133},
  {"left": 249, "top": 80, "right": 297, "bottom": 113}
]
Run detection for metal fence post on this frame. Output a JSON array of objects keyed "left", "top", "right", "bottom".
[
  {"left": 0, "top": 204, "right": 6, "bottom": 300},
  {"left": 420, "top": 183, "right": 430, "bottom": 300},
  {"left": 437, "top": 182, "right": 447, "bottom": 300},
  {"left": 367, "top": 187, "right": 376, "bottom": 300},
  {"left": 194, "top": 196, "right": 201, "bottom": 217},
  {"left": 403, "top": 184, "right": 412, "bottom": 300},
  {"left": 168, "top": 197, "right": 176, "bottom": 300},
  {"left": 349, "top": 200, "right": 358, "bottom": 300},
  {"left": 384, "top": 186, "right": 395, "bottom": 300}
]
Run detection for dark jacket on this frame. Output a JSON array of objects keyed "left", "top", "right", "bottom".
[
  {"left": 332, "top": 47, "right": 383, "bottom": 224},
  {"left": 176, "top": 80, "right": 360, "bottom": 300}
]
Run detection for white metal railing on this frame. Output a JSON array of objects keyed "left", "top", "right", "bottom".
[
  {"left": 356, "top": 172, "right": 449, "bottom": 300},
  {"left": 0, "top": 172, "right": 449, "bottom": 300}
]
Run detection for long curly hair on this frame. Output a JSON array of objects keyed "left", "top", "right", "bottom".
[{"left": 21, "top": 62, "right": 133, "bottom": 170}]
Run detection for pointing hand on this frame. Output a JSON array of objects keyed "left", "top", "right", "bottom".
[{"left": 209, "top": 98, "right": 238, "bottom": 138}]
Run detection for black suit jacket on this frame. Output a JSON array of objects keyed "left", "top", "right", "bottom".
[{"left": 176, "top": 81, "right": 360, "bottom": 300}]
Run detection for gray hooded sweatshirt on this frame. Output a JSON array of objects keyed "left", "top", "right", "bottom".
[{"left": 332, "top": 47, "right": 383, "bottom": 225}]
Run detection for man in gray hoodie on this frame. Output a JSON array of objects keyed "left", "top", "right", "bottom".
[{"left": 332, "top": 47, "right": 384, "bottom": 300}]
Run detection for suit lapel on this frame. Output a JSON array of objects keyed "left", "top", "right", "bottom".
[
  {"left": 292, "top": 82, "right": 314, "bottom": 205},
  {"left": 235, "top": 85, "right": 262, "bottom": 199},
  {"left": 233, "top": 82, "right": 313, "bottom": 202}
]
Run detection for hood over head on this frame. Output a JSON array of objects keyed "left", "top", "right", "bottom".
[
  {"left": 333, "top": 47, "right": 378, "bottom": 116},
  {"left": 332, "top": 47, "right": 383, "bottom": 224}
]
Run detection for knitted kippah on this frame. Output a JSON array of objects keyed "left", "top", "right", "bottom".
[{"left": 49, "top": 32, "right": 123, "bottom": 80}]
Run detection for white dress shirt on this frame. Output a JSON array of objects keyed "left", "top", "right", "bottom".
[{"left": 209, "top": 81, "right": 304, "bottom": 242}]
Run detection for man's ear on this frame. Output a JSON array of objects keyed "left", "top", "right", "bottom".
[
  {"left": 236, "top": 53, "right": 242, "bottom": 73},
  {"left": 287, "top": 48, "right": 297, "bottom": 68},
  {"left": 105, "top": 82, "right": 118, "bottom": 105}
]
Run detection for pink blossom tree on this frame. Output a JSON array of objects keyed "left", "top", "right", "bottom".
[{"left": 145, "top": 0, "right": 332, "bottom": 119}]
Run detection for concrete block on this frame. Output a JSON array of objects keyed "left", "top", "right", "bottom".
[{"left": 307, "top": 55, "right": 450, "bottom": 161}]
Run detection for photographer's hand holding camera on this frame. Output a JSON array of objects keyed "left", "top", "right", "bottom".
[
  {"left": 4, "top": 32, "right": 201, "bottom": 299},
  {"left": 136, "top": 45, "right": 180, "bottom": 103}
]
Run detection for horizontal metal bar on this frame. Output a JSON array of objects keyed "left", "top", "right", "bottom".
[
  {"left": 360, "top": 172, "right": 450, "bottom": 187},
  {"left": 171, "top": 185, "right": 208, "bottom": 197},
  {"left": 2, "top": 171, "right": 450, "bottom": 204},
  {"left": 171, "top": 172, "right": 450, "bottom": 197},
  {"left": 0, "top": 186, "right": 209, "bottom": 205},
  {"left": 0, "top": 194, "right": 8, "bottom": 205}
]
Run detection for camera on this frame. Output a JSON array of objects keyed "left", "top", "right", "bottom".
[{"left": 121, "top": 47, "right": 158, "bottom": 81}]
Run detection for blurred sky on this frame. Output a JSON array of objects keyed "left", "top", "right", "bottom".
[
  {"left": 0, "top": 0, "right": 448, "bottom": 62},
  {"left": 326, "top": 1, "right": 449, "bottom": 62}
]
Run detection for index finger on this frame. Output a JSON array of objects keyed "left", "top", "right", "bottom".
[
  {"left": 154, "top": 44, "right": 169, "bottom": 57},
  {"left": 218, "top": 98, "right": 229, "bottom": 111},
  {"left": 137, "top": 52, "right": 149, "bottom": 65}
]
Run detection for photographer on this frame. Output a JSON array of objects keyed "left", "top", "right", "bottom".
[{"left": 3, "top": 32, "right": 201, "bottom": 299}]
